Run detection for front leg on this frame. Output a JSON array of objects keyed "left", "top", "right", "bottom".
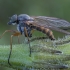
[
  {"left": 8, "top": 31, "right": 21, "bottom": 66},
  {"left": 0, "top": 30, "right": 21, "bottom": 44},
  {"left": 0, "top": 30, "right": 21, "bottom": 66}
]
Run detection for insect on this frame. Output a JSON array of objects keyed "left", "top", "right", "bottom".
[{"left": 0, "top": 14, "right": 70, "bottom": 66}]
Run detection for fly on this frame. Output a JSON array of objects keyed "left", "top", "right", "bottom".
[{"left": 0, "top": 14, "right": 70, "bottom": 66}]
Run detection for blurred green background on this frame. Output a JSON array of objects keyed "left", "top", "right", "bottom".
[{"left": 0, "top": 0, "right": 70, "bottom": 70}]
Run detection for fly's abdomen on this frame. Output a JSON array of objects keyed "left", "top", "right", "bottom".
[
  {"left": 36, "top": 26, "right": 55, "bottom": 40},
  {"left": 27, "top": 24, "right": 55, "bottom": 40}
]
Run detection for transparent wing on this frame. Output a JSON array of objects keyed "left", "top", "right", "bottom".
[
  {"left": 33, "top": 16, "right": 70, "bottom": 28},
  {"left": 28, "top": 16, "right": 70, "bottom": 35}
]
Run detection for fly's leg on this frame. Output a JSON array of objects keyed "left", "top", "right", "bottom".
[
  {"left": 8, "top": 34, "right": 13, "bottom": 66},
  {"left": 0, "top": 30, "right": 20, "bottom": 44},
  {"left": 0, "top": 30, "right": 21, "bottom": 66},
  {"left": 8, "top": 31, "right": 21, "bottom": 66},
  {"left": 0, "top": 30, "right": 12, "bottom": 39},
  {"left": 27, "top": 28, "right": 35, "bottom": 38},
  {"left": 30, "top": 36, "right": 48, "bottom": 42},
  {"left": 31, "top": 29, "right": 34, "bottom": 34},
  {"left": 24, "top": 27, "right": 31, "bottom": 57}
]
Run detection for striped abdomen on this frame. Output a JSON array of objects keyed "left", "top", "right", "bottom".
[{"left": 29, "top": 24, "right": 55, "bottom": 40}]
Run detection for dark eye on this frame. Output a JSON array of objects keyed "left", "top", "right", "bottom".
[{"left": 13, "top": 21, "right": 17, "bottom": 23}]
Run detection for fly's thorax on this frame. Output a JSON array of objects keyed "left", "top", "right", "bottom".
[{"left": 17, "top": 24, "right": 32, "bottom": 37}]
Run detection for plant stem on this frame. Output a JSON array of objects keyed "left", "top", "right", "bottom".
[{"left": 0, "top": 39, "right": 70, "bottom": 70}]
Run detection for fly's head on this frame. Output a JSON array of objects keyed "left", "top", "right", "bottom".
[{"left": 7, "top": 14, "right": 17, "bottom": 25}]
